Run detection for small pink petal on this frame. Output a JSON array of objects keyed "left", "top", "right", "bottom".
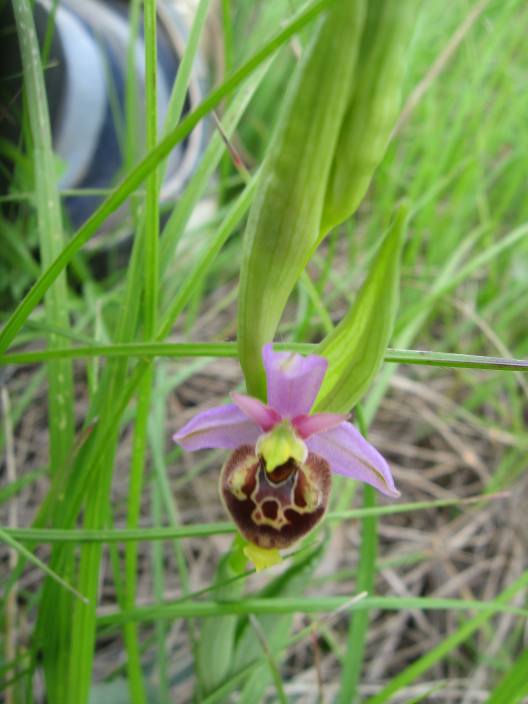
[
  {"left": 231, "top": 392, "right": 281, "bottom": 431},
  {"left": 262, "top": 343, "right": 328, "bottom": 417},
  {"left": 306, "top": 421, "right": 399, "bottom": 498},
  {"left": 173, "top": 403, "right": 260, "bottom": 451},
  {"left": 292, "top": 413, "right": 346, "bottom": 439}
]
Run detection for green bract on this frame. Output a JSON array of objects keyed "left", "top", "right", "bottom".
[
  {"left": 321, "top": 0, "right": 418, "bottom": 233},
  {"left": 238, "top": 0, "right": 367, "bottom": 400},
  {"left": 238, "top": 0, "right": 417, "bottom": 400},
  {"left": 314, "top": 204, "right": 409, "bottom": 414}
]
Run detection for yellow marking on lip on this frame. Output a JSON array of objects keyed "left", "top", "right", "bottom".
[
  {"left": 251, "top": 500, "right": 289, "bottom": 529},
  {"left": 250, "top": 466, "right": 291, "bottom": 529},
  {"left": 249, "top": 463, "right": 323, "bottom": 530},
  {"left": 228, "top": 465, "right": 251, "bottom": 500}
]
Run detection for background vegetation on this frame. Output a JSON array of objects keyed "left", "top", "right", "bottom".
[{"left": 1, "top": 0, "right": 527, "bottom": 701}]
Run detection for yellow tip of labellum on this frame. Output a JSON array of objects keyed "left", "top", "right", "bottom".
[{"left": 243, "top": 543, "right": 282, "bottom": 572}]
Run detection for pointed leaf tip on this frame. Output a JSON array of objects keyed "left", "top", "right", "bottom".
[{"left": 314, "top": 202, "right": 410, "bottom": 414}]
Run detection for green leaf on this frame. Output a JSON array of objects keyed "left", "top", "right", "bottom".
[
  {"left": 2, "top": 491, "right": 508, "bottom": 543},
  {"left": 314, "top": 203, "right": 409, "bottom": 413},
  {"left": 196, "top": 538, "right": 248, "bottom": 695},
  {"left": 337, "top": 483, "right": 377, "bottom": 704},
  {"left": 321, "top": 0, "right": 418, "bottom": 232},
  {"left": 11, "top": 0, "right": 75, "bottom": 473},
  {"left": 237, "top": 0, "right": 366, "bottom": 400},
  {"left": 96, "top": 593, "right": 528, "bottom": 627},
  {"left": 0, "top": 526, "right": 87, "bottom": 603},
  {"left": 486, "top": 647, "right": 528, "bottom": 704},
  {"left": 3, "top": 342, "right": 528, "bottom": 374}
]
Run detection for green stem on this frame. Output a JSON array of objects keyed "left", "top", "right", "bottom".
[
  {"left": 338, "top": 406, "right": 378, "bottom": 704},
  {"left": 123, "top": 370, "right": 152, "bottom": 704}
]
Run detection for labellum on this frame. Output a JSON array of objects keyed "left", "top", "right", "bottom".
[{"left": 220, "top": 445, "right": 331, "bottom": 550}]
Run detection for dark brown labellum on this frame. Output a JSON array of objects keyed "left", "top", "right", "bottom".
[{"left": 220, "top": 444, "right": 331, "bottom": 550}]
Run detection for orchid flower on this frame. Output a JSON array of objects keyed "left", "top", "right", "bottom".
[{"left": 174, "top": 344, "right": 398, "bottom": 569}]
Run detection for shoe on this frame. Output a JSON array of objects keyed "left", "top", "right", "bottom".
[{"left": 36, "top": 0, "right": 208, "bottom": 229}]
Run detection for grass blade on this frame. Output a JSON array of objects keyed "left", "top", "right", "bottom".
[
  {"left": 486, "top": 647, "right": 528, "bottom": 704},
  {"left": 96, "top": 594, "right": 528, "bottom": 627},
  {"left": 337, "top": 485, "right": 377, "bottom": 704},
  {"left": 363, "top": 571, "right": 528, "bottom": 704},
  {"left": 0, "top": 0, "right": 335, "bottom": 355},
  {"left": 4, "top": 343, "right": 528, "bottom": 373},
  {"left": 11, "top": 0, "right": 75, "bottom": 471},
  {"left": 0, "top": 527, "right": 87, "bottom": 603},
  {"left": 3, "top": 491, "right": 509, "bottom": 543}
]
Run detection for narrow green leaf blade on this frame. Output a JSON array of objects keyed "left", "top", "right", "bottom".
[
  {"left": 486, "top": 647, "right": 528, "bottom": 704},
  {"left": 315, "top": 203, "right": 409, "bottom": 413},
  {"left": 0, "top": 526, "right": 87, "bottom": 603},
  {"left": 196, "top": 541, "right": 247, "bottom": 695},
  {"left": 4, "top": 343, "right": 528, "bottom": 373},
  {"left": 337, "top": 484, "right": 376, "bottom": 704},
  {"left": 238, "top": 0, "right": 366, "bottom": 399},
  {"left": 96, "top": 593, "right": 528, "bottom": 627},
  {"left": 11, "top": 0, "right": 75, "bottom": 469},
  {"left": 321, "top": 0, "right": 418, "bottom": 232}
]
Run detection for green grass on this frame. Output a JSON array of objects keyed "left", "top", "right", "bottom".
[{"left": 1, "top": 0, "right": 528, "bottom": 702}]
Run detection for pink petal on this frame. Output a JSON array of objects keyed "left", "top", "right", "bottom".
[
  {"left": 306, "top": 421, "right": 399, "bottom": 498},
  {"left": 292, "top": 413, "right": 345, "bottom": 439},
  {"left": 173, "top": 403, "right": 260, "bottom": 451},
  {"left": 262, "top": 343, "right": 328, "bottom": 417},
  {"left": 231, "top": 392, "right": 282, "bottom": 431}
]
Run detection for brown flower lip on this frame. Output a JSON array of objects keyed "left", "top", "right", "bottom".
[{"left": 220, "top": 445, "right": 331, "bottom": 550}]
